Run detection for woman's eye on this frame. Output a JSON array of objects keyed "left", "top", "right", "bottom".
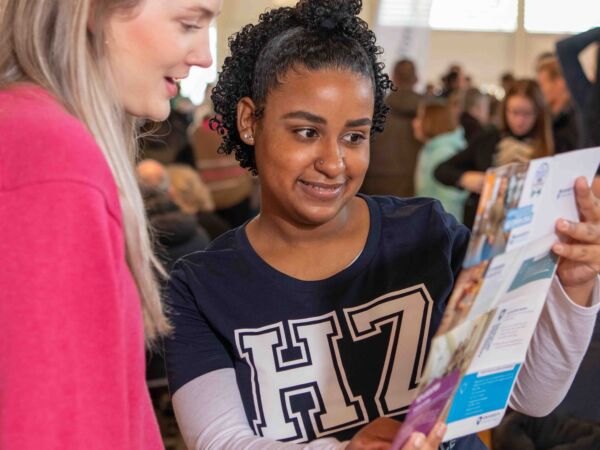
[
  {"left": 295, "top": 128, "right": 319, "bottom": 139},
  {"left": 181, "top": 22, "right": 201, "bottom": 32},
  {"left": 343, "top": 133, "right": 366, "bottom": 144}
]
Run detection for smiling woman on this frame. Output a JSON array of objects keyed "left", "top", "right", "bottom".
[
  {"left": 164, "top": 2, "right": 600, "bottom": 450},
  {"left": 0, "top": 0, "right": 220, "bottom": 449},
  {"left": 106, "top": 1, "right": 218, "bottom": 119}
]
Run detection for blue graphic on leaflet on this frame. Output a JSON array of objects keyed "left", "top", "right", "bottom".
[
  {"left": 503, "top": 205, "right": 533, "bottom": 232},
  {"left": 447, "top": 365, "right": 521, "bottom": 423},
  {"left": 508, "top": 252, "right": 557, "bottom": 292}
]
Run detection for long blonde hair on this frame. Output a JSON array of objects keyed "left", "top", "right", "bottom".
[{"left": 0, "top": 0, "right": 170, "bottom": 342}]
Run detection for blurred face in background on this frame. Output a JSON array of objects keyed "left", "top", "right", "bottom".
[
  {"left": 505, "top": 95, "right": 537, "bottom": 137},
  {"left": 105, "top": 0, "right": 221, "bottom": 120},
  {"left": 537, "top": 69, "right": 568, "bottom": 113},
  {"left": 471, "top": 96, "right": 490, "bottom": 125}
]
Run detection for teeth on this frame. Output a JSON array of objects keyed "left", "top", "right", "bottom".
[{"left": 301, "top": 181, "right": 339, "bottom": 191}]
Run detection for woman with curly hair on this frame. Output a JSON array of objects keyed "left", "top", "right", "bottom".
[{"left": 165, "top": 1, "right": 600, "bottom": 449}]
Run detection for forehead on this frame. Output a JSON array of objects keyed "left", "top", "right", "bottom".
[
  {"left": 111, "top": 0, "right": 221, "bottom": 22},
  {"left": 264, "top": 68, "right": 375, "bottom": 117},
  {"left": 507, "top": 95, "right": 534, "bottom": 109},
  {"left": 172, "top": 0, "right": 221, "bottom": 15}
]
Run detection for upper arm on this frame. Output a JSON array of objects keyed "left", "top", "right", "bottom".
[
  {"left": 164, "top": 263, "right": 234, "bottom": 394},
  {"left": 556, "top": 31, "right": 597, "bottom": 109},
  {"left": 0, "top": 181, "right": 138, "bottom": 448},
  {"left": 434, "top": 142, "right": 479, "bottom": 187}
]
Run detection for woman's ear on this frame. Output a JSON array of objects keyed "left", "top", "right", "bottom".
[{"left": 237, "top": 97, "right": 257, "bottom": 145}]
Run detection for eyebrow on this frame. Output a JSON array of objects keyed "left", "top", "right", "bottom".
[
  {"left": 184, "top": 4, "right": 219, "bottom": 18},
  {"left": 282, "top": 111, "right": 326, "bottom": 124},
  {"left": 281, "top": 111, "right": 372, "bottom": 128},
  {"left": 346, "top": 118, "right": 372, "bottom": 127}
]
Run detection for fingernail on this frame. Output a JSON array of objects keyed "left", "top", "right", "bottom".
[
  {"left": 554, "top": 244, "right": 564, "bottom": 253},
  {"left": 436, "top": 423, "right": 447, "bottom": 438},
  {"left": 558, "top": 219, "right": 570, "bottom": 231},
  {"left": 413, "top": 433, "right": 425, "bottom": 448}
]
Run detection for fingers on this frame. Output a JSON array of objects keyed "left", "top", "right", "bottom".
[
  {"left": 574, "top": 176, "right": 600, "bottom": 223},
  {"left": 553, "top": 240, "right": 600, "bottom": 265},
  {"left": 402, "top": 423, "right": 446, "bottom": 450},
  {"left": 371, "top": 417, "right": 403, "bottom": 439},
  {"left": 556, "top": 219, "right": 600, "bottom": 244}
]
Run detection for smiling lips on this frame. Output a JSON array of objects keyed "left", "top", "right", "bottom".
[
  {"left": 164, "top": 77, "right": 178, "bottom": 97},
  {"left": 298, "top": 179, "right": 345, "bottom": 200},
  {"left": 165, "top": 74, "right": 188, "bottom": 98}
]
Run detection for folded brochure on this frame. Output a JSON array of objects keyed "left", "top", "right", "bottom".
[{"left": 392, "top": 147, "right": 600, "bottom": 448}]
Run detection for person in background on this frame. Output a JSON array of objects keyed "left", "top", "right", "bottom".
[
  {"left": 0, "top": 0, "right": 221, "bottom": 449},
  {"left": 167, "top": 163, "right": 231, "bottom": 239},
  {"left": 556, "top": 27, "right": 600, "bottom": 149},
  {"left": 435, "top": 79, "right": 553, "bottom": 229},
  {"left": 362, "top": 58, "right": 422, "bottom": 197},
  {"left": 447, "top": 89, "right": 465, "bottom": 129},
  {"left": 440, "top": 65, "right": 467, "bottom": 98},
  {"left": 137, "top": 158, "right": 173, "bottom": 195},
  {"left": 137, "top": 159, "right": 229, "bottom": 242},
  {"left": 424, "top": 82, "right": 437, "bottom": 98},
  {"left": 500, "top": 72, "right": 516, "bottom": 98},
  {"left": 413, "top": 103, "right": 468, "bottom": 220},
  {"left": 537, "top": 56, "right": 581, "bottom": 153},
  {"left": 143, "top": 191, "right": 211, "bottom": 273},
  {"left": 460, "top": 88, "right": 490, "bottom": 144}
]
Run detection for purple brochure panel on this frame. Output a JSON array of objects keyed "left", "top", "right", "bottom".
[{"left": 391, "top": 371, "right": 460, "bottom": 449}]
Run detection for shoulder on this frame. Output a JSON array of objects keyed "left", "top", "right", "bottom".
[
  {"left": 472, "top": 126, "right": 501, "bottom": 146},
  {"left": 367, "top": 195, "right": 469, "bottom": 259},
  {"left": 170, "top": 228, "right": 241, "bottom": 277},
  {"left": 368, "top": 195, "right": 466, "bottom": 236},
  {"left": 0, "top": 84, "right": 117, "bottom": 208}
]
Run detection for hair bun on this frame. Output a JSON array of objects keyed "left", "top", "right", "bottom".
[{"left": 297, "top": 0, "right": 362, "bottom": 31}]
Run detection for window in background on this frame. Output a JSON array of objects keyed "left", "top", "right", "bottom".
[
  {"left": 525, "top": 0, "right": 600, "bottom": 34},
  {"left": 377, "top": 0, "right": 518, "bottom": 32},
  {"left": 376, "top": 0, "right": 432, "bottom": 27},
  {"left": 180, "top": 26, "right": 217, "bottom": 105},
  {"left": 429, "top": 0, "right": 518, "bottom": 32}
]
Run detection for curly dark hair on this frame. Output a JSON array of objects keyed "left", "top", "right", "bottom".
[{"left": 210, "top": 0, "right": 392, "bottom": 175}]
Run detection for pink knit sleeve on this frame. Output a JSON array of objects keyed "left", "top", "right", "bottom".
[{"left": 0, "top": 180, "right": 151, "bottom": 449}]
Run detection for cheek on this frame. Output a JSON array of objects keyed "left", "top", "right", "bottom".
[
  {"left": 348, "top": 147, "right": 370, "bottom": 176},
  {"left": 525, "top": 117, "right": 537, "bottom": 131},
  {"left": 113, "top": 17, "right": 178, "bottom": 71}
]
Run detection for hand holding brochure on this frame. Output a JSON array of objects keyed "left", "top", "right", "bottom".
[{"left": 392, "top": 147, "right": 600, "bottom": 448}]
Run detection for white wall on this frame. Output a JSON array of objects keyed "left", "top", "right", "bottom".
[
  {"left": 424, "top": 30, "right": 566, "bottom": 88},
  {"left": 213, "top": 0, "right": 594, "bottom": 92}
]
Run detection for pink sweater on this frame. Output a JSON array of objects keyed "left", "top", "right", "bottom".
[{"left": 0, "top": 85, "right": 163, "bottom": 449}]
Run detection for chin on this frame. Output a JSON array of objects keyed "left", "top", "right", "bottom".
[
  {"left": 127, "top": 100, "right": 171, "bottom": 121},
  {"left": 146, "top": 104, "right": 171, "bottom": 122},
  {"left": 295, "top": 204, "right": 345, "bottom": 227}
]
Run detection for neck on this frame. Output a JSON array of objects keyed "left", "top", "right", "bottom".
[{"left": 249, "top": 202, "right": 354, "bottom": 250}]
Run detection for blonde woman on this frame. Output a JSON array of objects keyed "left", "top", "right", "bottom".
[{"left": 0, "top": 0, "right": 221, "bottom": 448}]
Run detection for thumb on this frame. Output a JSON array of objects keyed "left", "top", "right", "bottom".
[{"left": 401, "top": 432, "right": 427, "bottom": 450}]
